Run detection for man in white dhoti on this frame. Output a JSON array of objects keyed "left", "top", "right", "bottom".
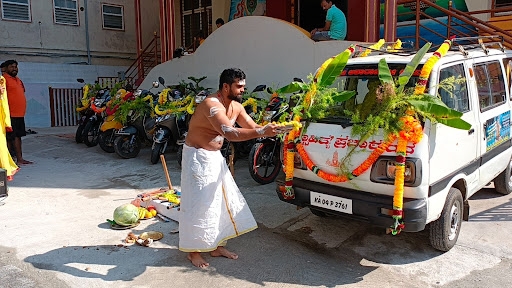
[{"left": 180, "top": 68, "right": 280, "bottom": 268}]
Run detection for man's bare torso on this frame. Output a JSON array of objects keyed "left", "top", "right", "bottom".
[{"left": 185, "top": 95, "right": 242, "bottom": 151}]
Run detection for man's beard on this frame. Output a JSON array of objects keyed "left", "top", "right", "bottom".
[
  {"left": 228, "top": 90, "right": 243, "bottom": 102},
  {"left": 7, "top": 70, "right": 17, "bottom": 77}
]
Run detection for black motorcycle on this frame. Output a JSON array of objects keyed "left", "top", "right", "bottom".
[
  {"left": 113, "top": 85, "right": 159, "bottom": 159},
  {"left": 248, "top": 79, "right": 303, "bottom": 184},
  {"left": 82, "top": 89, "right": 110, "bottom": 147}
]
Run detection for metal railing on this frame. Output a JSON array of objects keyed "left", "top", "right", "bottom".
[
  {"left": 124, "top": 33, "right": 160, "bottom": 88},
  {"left": 48, "top": 87, "right": 82, "bottom": 127},
  {"left": 396, "top": 0, "right": 512, "bottom": 49}
]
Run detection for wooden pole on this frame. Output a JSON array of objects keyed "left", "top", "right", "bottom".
[{"left": 160, "top": 154, "right": 173, "bottom": 191}]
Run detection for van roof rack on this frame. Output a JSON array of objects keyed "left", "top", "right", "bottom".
[
  {"left": 450, "top": 36, "right": 505, "bottom": 55},
  {"left": 353, "top": 41, "right": 417, "bottom": 57}
]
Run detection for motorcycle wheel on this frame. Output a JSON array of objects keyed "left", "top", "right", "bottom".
[
  {"left": 114, "top": 135, "right": 142, "bottom": 159},
  {"left": 98, "top": 129, "right": 116, "bottom": 153},
  {"left": 177, "top": 145, "right": 183, "bottom": 168},
  {"left": 83, "top": 120, "right": 100, "bottom": 147},
  {"left": 151, "top": 142, "right": 165, "bottom": 164},
  {"left": 236, "top": 139, "right": 256, "bottom": 159},
  {"left": 248, "top": 142, "right": 281, "bottom": 184},
  {"left": 75, "top": 123, "right": 85, "bottom": 143}
]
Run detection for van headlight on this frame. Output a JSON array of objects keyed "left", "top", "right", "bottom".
[{"left": 370, "top": 157, "right": 421, "bottom": 186}]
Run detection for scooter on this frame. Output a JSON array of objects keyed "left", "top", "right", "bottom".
[
  {"left": 98, "top": 89, "right": 133, "bottom": 153},
  {"left": 150, "top": 78, "right": 187, "bottom": 164},
  {"left": 113, "top": 83, "right": 159, "bottom": 159},
  {"left": 75, "top": 79, "right": 96, "bottom": 143}
]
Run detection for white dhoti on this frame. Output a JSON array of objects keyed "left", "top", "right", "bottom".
[{"left": 179, "top": 144, "right": 258, "bottom": 252}]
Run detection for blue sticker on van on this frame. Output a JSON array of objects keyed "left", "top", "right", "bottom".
[{"left": 486, "top": 111, "right": 510, "bottom": 151}]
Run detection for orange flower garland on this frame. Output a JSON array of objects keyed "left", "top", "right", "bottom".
[
  {"left": 388, "top": 115, "right": 424, "bottom": 235},
  {"left": 414, "top": 39, "right": 452, "bottom": 95}
]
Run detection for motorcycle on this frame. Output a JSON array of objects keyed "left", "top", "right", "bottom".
[
  {"left": 113, "top": 83, "right": 159, "bottom": 159},
  {"left": 248, "top": 78, "right": 303, "bottom": 184},
  {"left": 150, "top": 77, "right": 187, "bottom": 164},
  {"left": 82, "top": 89, "right": 111, "bottom": 147},
  {"left": 75, "top": 79, "right": 96, "bottom": 143},
  {"left": 98, "top": 89, "right": 133, "bottom": 153}
]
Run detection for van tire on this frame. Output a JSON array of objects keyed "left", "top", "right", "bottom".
[
  {"left": 494, "top": 157, "right": 512, "bottom": 195},
  {"left": 429, "top": 187, "right": 463, "bottom": 252}
]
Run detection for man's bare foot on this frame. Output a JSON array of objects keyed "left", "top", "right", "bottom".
[
  {"left": 210, "top": 246, "right": 238, "bottom": 259},
  {"left": 17, "top": 159, "right": 33, "bottom": 165},
  {"left": 187, "top": 252, "right": 209, "bottom": 268}
]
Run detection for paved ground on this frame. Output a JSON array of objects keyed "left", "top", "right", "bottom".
[{"left": 1, "top": 126, "right": 512, "bottom": 288}]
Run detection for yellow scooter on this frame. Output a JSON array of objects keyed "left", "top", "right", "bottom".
[{"left": 98, "top": 89, "right": 131, "bottom": 153}]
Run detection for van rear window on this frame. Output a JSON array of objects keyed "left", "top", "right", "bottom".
[{"left": 326, "top": 64, "right": 422, "bottom": 118}]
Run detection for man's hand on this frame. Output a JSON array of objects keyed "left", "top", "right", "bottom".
[
  {"left": 310, "top": 28, "right": 317, "bottom": 37},
  {"left": 5, "top": 127, "right": 12, "bottom": 133},
  {"left": 256, "top": 123, "right": 279, "bottom": 138}
]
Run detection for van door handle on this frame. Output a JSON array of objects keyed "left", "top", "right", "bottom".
[{"left": 468, "top": 128, "right": 475, "bottom": 135}]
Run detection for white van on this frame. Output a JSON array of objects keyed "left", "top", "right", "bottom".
[{"left": 276, "top": 38, "right": 512, "bottom": 251}]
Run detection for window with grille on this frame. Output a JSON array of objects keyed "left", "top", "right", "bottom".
[
  {"left": 1, "top": 0, "right": 31, "bottom": 22},
  {"left": 54, "top": 0, "right": 78, "bottom": 25},
  {"left": 181, "top": 0, "right": 212, "bottom": 51},
  {"left": 102, "top": 4, "right": 124, "bottom": 30}
]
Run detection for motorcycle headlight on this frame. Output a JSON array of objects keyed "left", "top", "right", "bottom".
[
  {"left": 262, "top": 111, "right": 276, "bottom": 122},
  {"left": 94, "top": 99, "right": 104, "bottom": 106},
  {"left": 134, "top": 90, "right": 142, "bottom": 97}
]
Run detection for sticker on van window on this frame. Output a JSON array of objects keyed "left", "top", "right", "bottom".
[
  {"left": 485, "top": 111, "right": 510, "bottom": 151},
  {"left": 301, "top": 134, "right": 417, "bottom": 154}
]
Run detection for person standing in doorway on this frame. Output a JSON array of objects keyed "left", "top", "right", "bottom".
[
  {"left": 179, "top": 68, "right": 280, "bottom": 268},
  {"left": 310, "top": 0, "right": 347, "bottom": 41},
  {"left": 2, "top": 60, "right": 32, "bottom": 165}
]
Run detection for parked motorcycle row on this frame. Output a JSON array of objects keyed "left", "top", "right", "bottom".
[{"left": 74, "top": 76, "right": 303, "bottom": 185}]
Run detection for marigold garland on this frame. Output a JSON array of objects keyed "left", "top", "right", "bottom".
[
  {"left": 388, "top": 115, "right": 424, "bottom": 235},
  {"left": 360, "top": 39, "right": 385, "bottom": 57},
  {"left": 414, "top": 39, "right": 452, "bottom": 95},
  {"left": 154, "top": 95, "right": 195, "bottom": 115},
  {"left": 242, "top": 97, "right": 258, "bottom": 114}
]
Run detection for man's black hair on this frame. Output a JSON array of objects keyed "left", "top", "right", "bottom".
[
  {"left": 1, "top": 60, "right": 17, "bottom": 68},
  {"left": 219, "top": 68, "right": 246, "bottom": 90},
  {"left": 216, "top": 18, "right": 225, "bottom": 26}
]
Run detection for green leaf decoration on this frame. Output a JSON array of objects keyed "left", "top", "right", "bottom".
[
  {"left": 437, "top": 118, "right": 472, "bottom": 130},
  {"left": 332, "top": 91, "right": 356, "bottom": 103},
  {"left": 397, "top": 42, "right": 431, "bottom": 93},
  {"left": 318, "top": 49, "right": 352, "bottom": 87},
  {"left": 378, "top": 59, "right": 393, "bottom": 84},
  {"left": 275, "top": 81, "right": 307, "bottom": 94},
  {"left": 407, "top": 99, "right": 471, "bottom": 130}
]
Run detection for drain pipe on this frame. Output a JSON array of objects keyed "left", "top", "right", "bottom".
[{"left": 84, "top": 0, "right": 91, "bottom": 64}]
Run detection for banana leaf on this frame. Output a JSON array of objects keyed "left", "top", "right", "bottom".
[
  {"left": 317, "top": 47, "right": 353, "bottom": 87},
  {"left": 407, "top": 99, "right": 471, "bottom": 130},
  {"left": 378, "top": 59, "right": 393, "bottom": 84},
  {"left": 332, "top": 91, "right": 356, "bottom": 103},
  {"left": 397, "top": 42, "right": 431, "bottom": 94},
  {"left": 275, "top": 81, "right": 307, "bottom": 95}
]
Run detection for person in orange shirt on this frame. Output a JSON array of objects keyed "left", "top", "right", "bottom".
[{"left": 2, "top": 60, "right": 32, "bottom": 165}]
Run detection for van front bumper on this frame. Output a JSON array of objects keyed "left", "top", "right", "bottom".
[{"left": 276, "top": 177, "right": 427, "bottom": 232}]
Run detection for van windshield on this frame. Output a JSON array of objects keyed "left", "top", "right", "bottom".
[{"left": 326, "top": 64, "right": 423, "bottom": 120}]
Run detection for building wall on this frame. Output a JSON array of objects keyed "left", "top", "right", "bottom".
[
  {"left": 140, "top": 16, "right": 352, "bottom": 95},
  {"left": 0, "top": 0, "right": 137, "bottom": 66}
]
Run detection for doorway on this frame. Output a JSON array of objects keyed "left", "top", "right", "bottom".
[{"left": 297, "top": 0, "right": 348, "bottom": 32}]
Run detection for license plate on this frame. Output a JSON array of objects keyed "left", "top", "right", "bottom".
[{"left": 310, "top": 192, "right": 353, "bottom": 214}]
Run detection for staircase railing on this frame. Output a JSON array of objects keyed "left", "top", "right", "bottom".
[
  {"left": 124, "top": 33, "right": 160, "bottom": 88},
  {"left": 396, "top": 0, "right": 512, "bottom": 49}
]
